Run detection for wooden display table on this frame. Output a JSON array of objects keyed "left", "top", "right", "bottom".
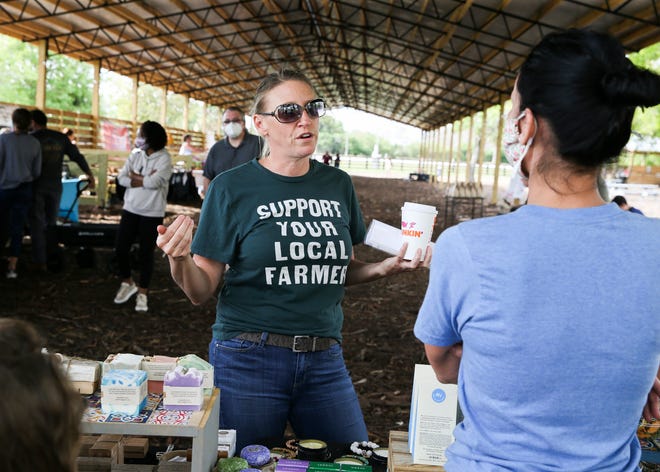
[
  {"left": 81, "top": 388, "right": 220, "bottom": 472},
  {"left": 388, "top": 431, "right": 445, "bottom": 472}
]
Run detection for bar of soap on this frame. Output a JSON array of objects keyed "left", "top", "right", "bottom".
[
  {"left": 103, "top": 353, "right": 145, "bottom": 376},
  {"left": 100, "top": 369, "right": 148, "bottom": 416},
  {"left": 240, "top": 445, "right": 271, "bottom": 467},
  {"left": 177, "top": 354, "right": 214, "bottom": 390},
  {"left": 142, "top": 354, "right": 178, "bottom": 394},
  {"left": 217, "top": 457, "right": 249, "bottom": 472},
  {"left": 163, "top": 366, "right": 204, "bottom": 410},
  {"left": 164, "top": 366, "right": 203, "bottom": 386},
  {"left": 101, "top": 369, "right": 146, "bottom": 385}
]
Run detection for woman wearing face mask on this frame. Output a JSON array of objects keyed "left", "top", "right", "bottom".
[
  {"left": 415, "top": 29, "right": 660, "bottom": 471},
  {"left": 156, "top": 69, "right": 431, "bottom": 449},
  {"left": 201, "top": 106, "right": 264, "bottom": 198},
  {"left": 113, "top": 121, "right": 172, "bottom": 313}
]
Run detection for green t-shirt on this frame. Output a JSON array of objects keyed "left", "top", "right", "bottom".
[{"left": 191, "top": 158, "right": 366, "bottom": 341}]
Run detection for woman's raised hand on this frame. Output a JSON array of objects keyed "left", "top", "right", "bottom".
[{"left": 157, "top": 214, "right": 195, "bottom": 260}]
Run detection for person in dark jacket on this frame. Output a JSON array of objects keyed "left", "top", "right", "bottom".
[{"left": 29, "top": 109, "right": 96, "bottom": 271}]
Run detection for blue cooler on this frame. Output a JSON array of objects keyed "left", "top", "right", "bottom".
[{"left": 59, "top": 178, "right": 80, "bottom": 222}]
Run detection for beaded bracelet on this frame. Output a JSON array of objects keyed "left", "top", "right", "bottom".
[{"left": 349, "top": 441, "right": 380, "bottom": 458}]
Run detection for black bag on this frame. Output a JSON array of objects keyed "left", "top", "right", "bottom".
[{"left": 167, "top": 171, "right": 201, "bottom": 204}]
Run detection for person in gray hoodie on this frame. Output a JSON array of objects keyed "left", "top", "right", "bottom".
[
  {"left": 113, "top": 120, "right": 172, "bottom": 312},
  {"left": 0, "top": 108, "right": 41, "bottom": 278}
]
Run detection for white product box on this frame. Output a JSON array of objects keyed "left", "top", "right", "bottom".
[
  {"left": 141, "top": 356, "right": 178, "bottom": 381},
  {"left": 162, "top": 385, "right": 204, "bottom": 410},
  {"left": 408, "top": 364, "right": 459, "bottom": 466},
  {"left": 217, "top": 429, "right": 236, "bottom": 458},
  {"left": 101, "top": 370, "right": 148, "bottom": 416}
]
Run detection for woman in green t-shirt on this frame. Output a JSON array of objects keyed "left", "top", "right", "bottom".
[{"left": 157, "top": 69, "right": 431, "bottom": 449}]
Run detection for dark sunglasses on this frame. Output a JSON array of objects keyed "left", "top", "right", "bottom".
[{"left": 258, "top": 99, "right": 326, "bottom": 123}]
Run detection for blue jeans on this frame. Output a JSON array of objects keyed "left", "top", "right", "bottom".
[{"left": 209, "top": 334, "right": 368, "bottom": 450}]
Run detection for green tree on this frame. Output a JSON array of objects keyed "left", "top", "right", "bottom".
[
  {"left": 166, "top": 92, "right": 185, "bottom": 128},
  {"left": 629, "top": 42, "right": 660, "bottom": 137},
  {"left": 317, "top": 115, "right": 346, "bottom": 154},
  {"left": 137, "top": 83, "right": 164, "bottom": 123},
  {"left": 0, "top": 35, "right": 37, "bottom": 106},
  {"left": 188, "top": 99, "right": 205, "bottom": 132},
  {"left": 99, "top": 69, "right": 132, "bottom": 119},
  {"left": 348, "top": 131, "right": 377, "bottom": 156},
  {"left": 45, "top": 55, "right": 93, "bottom": 112}
]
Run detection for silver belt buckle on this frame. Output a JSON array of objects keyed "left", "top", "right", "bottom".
[{"left": 293, "top": 335, "right": 315, "bottom": 352}]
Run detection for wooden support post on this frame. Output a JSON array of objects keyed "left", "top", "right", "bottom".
[
  {"left": 131, "top": 75, "right": 139, "bottom": 139},
  {"left": 465, "top": 114, "right": 474, "bottom": 181},
  {"left": 455, "top": 118, "right": 463, "bottom": 183},
  {"left": 446, "top": 122, "right": 454, "bottom": 184},
  {"left": 441, "top": 124, "right": 449, "bottom": 183},
  {"left": 160, "top": 86, "right": 168, "bottom": 126},
  {"left": 36, "top": 39, "right": 48, "bottom": 109},
  {"left": 202, "top": 103, "right": 208, "bottom": 150},
  {"left": 491, "top": 98, "right": 506, "bottom": 204},
  {"left": 477, "top": 108, "right": 487, "bottom": 185},
  {"left": 183, "top": 93, "right": 190, "bottom": 130},
  {"left": 92, "top": 61, "right": 100, "bottom": 148}
]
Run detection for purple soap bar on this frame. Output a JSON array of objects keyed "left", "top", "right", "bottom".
[
  {"left": 163, "top": 365, "right": 203, "bottom": 387},
  {"left": 162, "top": 366, "right": 204, "bottom": 411}
]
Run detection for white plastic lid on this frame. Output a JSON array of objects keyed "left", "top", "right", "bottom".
[{"left": 402, "top": 202, "right": 437, "bottom": 214}]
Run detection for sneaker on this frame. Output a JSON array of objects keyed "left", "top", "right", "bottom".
[
  {"left": 6, "top": 270, "right": 17, "bottom": 279},
  {"left": 135, "top": 293, "right": 148, "bottom": 312},
  {"left": 114, "top": 282, "right": 138, "bottom": 304}
]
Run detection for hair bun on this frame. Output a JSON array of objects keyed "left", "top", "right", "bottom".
[{"left": 601, "top": 64, "right": 660, "bottom": 108}]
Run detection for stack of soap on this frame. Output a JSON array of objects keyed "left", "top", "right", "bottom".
[
  {"left": 103, "top": 353, "right": 145, "bottom": 376},
  {"left": 163, "top": 366, "right": 204, "bottom": 411},
  {"left": 218, "top": 429, "right": 237, "bottom": 458},
  {"left": 177, "top": 354, "right": 214, "bottom": 392},
  {"left": 63, "top": 357, "right": 101, "bottom": 394},
  {"left": 101, "top": 369, "right": 148, "bottom": 416},
  {"left": 142, "top": 355, "right": 178, "bottom": 393}
]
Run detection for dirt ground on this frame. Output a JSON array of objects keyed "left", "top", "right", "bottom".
[{"left": 0, "top": 175, "right": 460, "bottom": 446}]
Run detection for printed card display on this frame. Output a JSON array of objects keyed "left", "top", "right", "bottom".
[{"left": 408, "top": 364, "right": 458, "bottom": 466}]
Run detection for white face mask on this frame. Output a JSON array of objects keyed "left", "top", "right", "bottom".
[
  {"left": 224, "top": 122, "right": 243, "bottom": 139},
  {"left": 134, "top": 136, "right": 149, "bottom": 151},
  {"left": 502, "top": 111, "right": 535, "bottom": 180}
]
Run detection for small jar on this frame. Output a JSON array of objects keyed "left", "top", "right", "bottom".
[
  {"left": 297, "top": 439, "right": 329, "bottom": 461},
  {"left": 334, "top": 455, "right": 369, "bottom": 466},
  {"left": 369, "top": 447, "right": 388, "bottom": 472}
]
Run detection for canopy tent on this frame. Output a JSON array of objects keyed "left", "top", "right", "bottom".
[{"left": 1, "top": 0, "right": 658, "bottom": 131}]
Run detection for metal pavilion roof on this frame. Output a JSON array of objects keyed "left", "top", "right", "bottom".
[{"left": 1, "top": 1, "right": 659, "bottom": 131}]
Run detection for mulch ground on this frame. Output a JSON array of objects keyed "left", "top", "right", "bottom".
[{"left": 1, "top": 175, "right": 472, "bottom": 445}]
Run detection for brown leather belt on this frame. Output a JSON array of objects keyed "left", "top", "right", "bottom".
[{"left": 236, "top": 332, "right": 338, "bottom": 353}]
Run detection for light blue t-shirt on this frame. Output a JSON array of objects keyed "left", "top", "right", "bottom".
[
  {"left": 415, "top": 203, "right": 660, "bottom": 471},
  {"left": 192, "top": 158, "right": 366, "bottom": 342}
]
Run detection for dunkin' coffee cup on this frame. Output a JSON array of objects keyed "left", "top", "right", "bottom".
[{"left": 401, "top": 202, "right": 437, "bottom": 260}]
